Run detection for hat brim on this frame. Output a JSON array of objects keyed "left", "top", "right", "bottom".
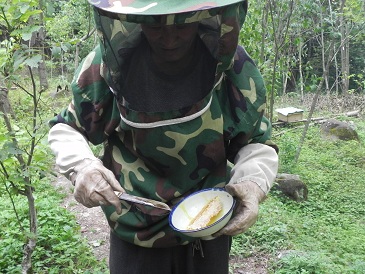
[{"left": 88, "top": 0, "right": 245, "bottom": 15}]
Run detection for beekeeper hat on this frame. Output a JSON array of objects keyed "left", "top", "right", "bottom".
[{"left": 88, "top": 0, "right": 245, "bottom": 15}]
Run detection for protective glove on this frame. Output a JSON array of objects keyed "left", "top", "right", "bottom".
[
  {"left": 70, "top": 158, "right": 125, "bottom": 214},
  {"left": 214, "top": 181, "right": 265, "bottom": 237}
]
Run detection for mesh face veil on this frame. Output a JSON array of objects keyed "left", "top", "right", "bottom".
[{"left": 88, "top": 0, "right": 247, "bottom": 96}]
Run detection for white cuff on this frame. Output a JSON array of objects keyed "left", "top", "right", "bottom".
[
  {"left": 48, "top": 123, "right": 97, "bottom": 177},
  {"left": 229, "top": 143, "right": 278, "bottom": 194}
]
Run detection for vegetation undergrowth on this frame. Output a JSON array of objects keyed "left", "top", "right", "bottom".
[
  {"left": 231, "top": 115, "right": 365, "bottom": 273},
  {"left": 0, "top": 88, "right": 108, "bottom": 273},
  {"left": 0, "top": 176, "right": 108, "bottom": 273}
]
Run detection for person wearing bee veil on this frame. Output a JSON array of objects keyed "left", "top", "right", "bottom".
[{"left": 48, "top": 0, "right": 279, "bottom": 273}]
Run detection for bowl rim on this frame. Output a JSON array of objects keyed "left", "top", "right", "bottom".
[{"left": 168, "top": 187, "right": 236, "bottom": 233}]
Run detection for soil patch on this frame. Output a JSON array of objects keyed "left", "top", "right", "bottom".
[{"left": 54, "top": 175, "right": 110, "bottom": 262}]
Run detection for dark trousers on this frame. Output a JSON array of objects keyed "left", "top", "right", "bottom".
[{"left": 109, "top": 232, "right": 231, "bottom": 274}]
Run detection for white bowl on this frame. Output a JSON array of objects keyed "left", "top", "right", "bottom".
[{"left": 169, "top": 188, "right": 236, "bottom": 239}]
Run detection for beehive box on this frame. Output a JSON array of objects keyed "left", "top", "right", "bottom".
[{"left": 276, "top": 107, "right": 304, "bottom": 122}]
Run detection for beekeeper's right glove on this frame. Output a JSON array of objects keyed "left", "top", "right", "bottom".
[
  {"left": 48, "top": 123, "right": 124, "bottom": 213},
  {"left": 70, "top": 158, "right": 124, "bottom": 213}
]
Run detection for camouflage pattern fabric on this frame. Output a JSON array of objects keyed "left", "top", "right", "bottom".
[{"left": 49, "top": 0, "right": 278, "bottom": 248}]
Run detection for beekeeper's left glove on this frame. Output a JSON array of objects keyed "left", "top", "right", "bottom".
[{"left": 214, "top": 181, "right": 265, "bottom": 237}]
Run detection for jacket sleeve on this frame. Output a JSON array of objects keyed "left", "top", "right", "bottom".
[
  {"left": 229, "top": 143, "right": 278, "bottom": 194},
  {"left": 48, "top": 46, "right": 120, "bottom": 146},
  {"left": 48, "top": 47, "right": 121, "bottom": 176},
  {"left": 224, "top": 46, "right": 279, "bottom": 193},
  {"left": 48, "top": 123, "right": 97, "bottom": 177}
]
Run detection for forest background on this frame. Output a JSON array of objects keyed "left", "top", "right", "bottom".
[{"left": 0, "top": 0, "right": 364, "bottom": 273}]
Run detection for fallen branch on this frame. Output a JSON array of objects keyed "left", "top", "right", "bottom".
[{"left": 272, "top": 110, "right": 360, "bottom": 127}]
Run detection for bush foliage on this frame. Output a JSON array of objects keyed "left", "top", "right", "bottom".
[{"left": 231, "top": 115, "right": 365, "bottom": 273}]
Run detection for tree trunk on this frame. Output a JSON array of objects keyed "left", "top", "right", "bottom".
[
  {"left": 75, "top": 42, "right": 80, "bottom": 70},
  {"left": 333, "top": 44, "right": 339, "bottom": 95},
  {"left": 316, "top": 5, "right": 330, "bottom": 96},
  {"left": 295, "top": 42, "right": 336, "bottom": 163},
  {"left": 21, "top": 184, "right": 37, "bottom": 274},
  {"left": 0, "top": 87, "right": 16, "bottom": 119},
  {"left": 28, "top": 0, "right": 48, "bottom": 90},
  {"left": 267, "top": 0, "right": 294, "bottom": 122},
  {"left": 36, "top": 26, "right": 49, "bottom": 90},
  {"left": 38, "top": 0, "right": 48, "bottom": 89},
  {"left": 282, "top": 69, "right": 288, "bottom": 95},
  {"left": 298, "top": 38, "right": 304, "bottom": 101},
  {"left": 321, "top": 28, "right": 330, "bottom": 95},
  {"left": 340, "top": 0, "right": 349, "bottom": 95},
  {"left": 260, "top": 1, "right": 269, "bottom": 65}
]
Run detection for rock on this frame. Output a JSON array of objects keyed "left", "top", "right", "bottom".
[
  {"left": 320, "top": 119, "right": 359, "bottom": 141},
  {"left": 273, "top": 173, "right": 308, "bottom": 202},
  {"left": 50, "top": 85, "right": 70, "bottom": 98}
]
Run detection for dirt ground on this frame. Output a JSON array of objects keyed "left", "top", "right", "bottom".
[
  {"left": 54, "top": 174, "right": 270, "bottom": 274},
  {"left": 54, "top": 175, "right": 110, "bottom": 263}
]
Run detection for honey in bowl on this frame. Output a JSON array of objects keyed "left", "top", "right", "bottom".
[{"left": 186, "top": 196, "right": 223, "bottom": 230}]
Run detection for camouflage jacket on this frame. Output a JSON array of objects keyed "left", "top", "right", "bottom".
[{"left": 49, "top": 0, "right": 277, "bottom": 247}]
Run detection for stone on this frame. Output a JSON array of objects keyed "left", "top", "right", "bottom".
[
  {"left": 320, "top": 119, "right": 359, "bottom": 141},
  {"left": 273, "top": 173, "right": 308, "bottom": 202}
]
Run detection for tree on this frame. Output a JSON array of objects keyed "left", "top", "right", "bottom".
[
  {"left": 267, "top": 0, "right": 295, "bottom": 121},
  {"left": 0, "top": 1, "right": 49, "bottom": 272},
  {"left": 339, "top": 0, "right": 350, "bottom": 94},
  {"left": 45, "top": 0, "right": 96, "bottom": 81},
  {"left": 29, "top": 0, "right": 48, "bottom": 89}
]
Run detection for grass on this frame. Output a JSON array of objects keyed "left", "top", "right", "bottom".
[
  {"left": 0, "top": 178, "right": 109, "bottom": 273},
  {"left": 231, "top": 115, "right": 365, "bottom": 273},
  {"left": 0, "top": 88, "right": 108, "bottom": 273}
]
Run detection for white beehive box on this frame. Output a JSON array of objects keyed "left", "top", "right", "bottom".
[{"left": 276, "top": 107, "right": 304, "bottom": 122}]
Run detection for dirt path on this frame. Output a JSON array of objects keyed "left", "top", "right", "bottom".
[
  {"left": 54, "top": 175, "right": 110, "bottom": 262},
  {"left": 54, "top": 174, "right": 269, "bottom": 273}
]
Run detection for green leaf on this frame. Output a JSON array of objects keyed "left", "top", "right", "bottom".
[
  {"left": 19, "top": 9, "right": 42, "bottom": 23},
  {"left": 12, "top": 51, "right": 27, "bottom": 71},
  {"left": 60, "top": 43, "right": 71, "bottom": 52},
  {"left": 11, "top": 25, "right": 42, "bottom": 41},
  {"left": 19, "top": 4, "right": 31, "bottom": 14},
  {"left": 24, "top": 54, "right": 42, "bottom": 68},
  {"left": 51, "top": 46, "right": 62, "bottom": 57},
  {"left": 2, "top": 141, "right": 23, "bottom": 156}
]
